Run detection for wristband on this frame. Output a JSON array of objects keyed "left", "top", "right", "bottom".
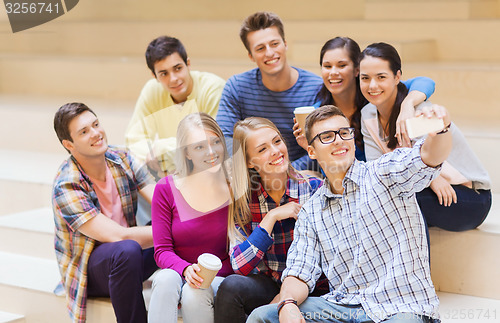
[
  {"left": 436, "top": 122, "right": 451, "bottom": 135},
  {"left": 277, "top": 298, "right": 298, "bottom": 315}
]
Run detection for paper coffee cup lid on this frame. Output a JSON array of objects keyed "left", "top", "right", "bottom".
[
  {"left": 294, "top": 106, "right": 315, "bottom": 114},
  {"left": 198, "top": 253, "right": 222, "bottom": 271}
]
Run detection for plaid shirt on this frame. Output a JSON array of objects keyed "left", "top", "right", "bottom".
[
  {"left": 230, "top": 174, "right": 322, "bottom": 282},
  {"left": 283, "top": 141, "right": 441, "bottom": 322},
  {"left": 52, "top": 146, "right": 154, "bottom": 323}
]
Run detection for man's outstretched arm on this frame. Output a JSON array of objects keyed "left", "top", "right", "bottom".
[{"left": 419, "top": 104, "right": 452, "bottom": 167}]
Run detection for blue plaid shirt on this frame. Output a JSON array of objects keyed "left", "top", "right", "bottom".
[{"left": 283, "top": 141, "right": 441, "bottom": 322}]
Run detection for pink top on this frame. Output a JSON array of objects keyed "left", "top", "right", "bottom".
[
  {"left": 89, "top": 165, "right": 127, "bottom": 227},
  {"left": 151, "top": 175, "right": 233, "bottom": 277}
]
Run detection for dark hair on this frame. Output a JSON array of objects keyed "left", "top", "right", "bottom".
[
  {"left": 304, "top": 105, "right": 348, "bottom": 145},
  {"left": 145, "top": 36, "right": 188, "bottom": 76},
  {"left": 360, "top": 42, "right": 408, "bottom": 149},
  {"left": 54, "top": 102, "right": 96, "bottom": 148},
  {"left": 239, "top": 11, "right": 285, "bottom": 53},
  {"left": 317, "top": 37, "right": 365, "bottom": 150}
]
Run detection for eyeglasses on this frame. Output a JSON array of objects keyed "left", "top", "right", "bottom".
[{"left": 308, "top": 127, "right": 355, "bottom": 145}]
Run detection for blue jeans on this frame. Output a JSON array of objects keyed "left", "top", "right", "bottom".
[
  {"left": 86, "top": 240, "right": 158, "bottom": 323},
  {"left": 247, "top": 297, "right": 433, "bottom": 323},
  {"left": 214, "top": 273, "right": 329, "bottom": 323},
  {"left": 417, "top": 187, "right": 491, "bottom": 231}
]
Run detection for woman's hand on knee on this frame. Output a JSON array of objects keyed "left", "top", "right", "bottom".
[
  {"left": 430, "top": 176, "right": 457, "bottom": 207},
  {"left": 183, "top": 264, "right": 203, "bottom": 288}
]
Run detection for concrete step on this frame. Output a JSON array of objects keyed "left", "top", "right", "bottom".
[
  {"left": 410, "top": 62, "right": 500, "bottom": 120},
  {"left": 0, "top": 95, "right": 135, "bottom": 154},
  {"left": 0, "top": 252, "right": 177, "bottom": 322},
  {"left": 284, "top": 20, "right": 500, "bottom": 63},
  {"left": 437, "top": 291, "right": 500, "bottom": 322},
  {"left": 0, "top": 312, "right": 24, "bottom": 323},
  {"left": 365, "top": 0, "right": 500, "bottom": 20},
  {"left": 293, "top": 38, "right": 437, "bottom": 63},
  {"left": 2, "top": 17, "right": 500, "bottom": 62},
  {"left": 0, "top": 251, "right": 71, "bottom": 323},
  {"left": 42, "top": 0, "right": 365, "bottom": 22},
  {"left": 0, "top": 180, "right": 52, "bottom": 216},
  {"left": 430, "top": 194, "right": 500, "bottom": 300},
  {"left": 2, "top": 51, "right": 500, "bottom": 121},
  {"left": 0, "top": 147, "right": 65, "bottom": 215},
  {"left": 0, "top": 54, "right": 253, "bottom": 100},
  {"left": 0, "top": 208, "right": 54, "bottom": 259}
]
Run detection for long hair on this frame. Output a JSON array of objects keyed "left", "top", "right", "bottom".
[
  {"left": 228, "top": 117, "right": 299, "bottom": 244},
  {"left": 317, "top": 37, "right": 365, "bottom": 150},
  {"left": 175, "top": 112, "right": 233, "bottom": 250},
  {"left": 360, "top": 42, "right": 409, "bottom": 149}
]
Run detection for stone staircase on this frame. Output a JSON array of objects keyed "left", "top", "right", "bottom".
[{"left": 1, "top": 0, "right": 500, "bottom": 321}]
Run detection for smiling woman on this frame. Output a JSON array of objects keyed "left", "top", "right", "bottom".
[
  {"left": 148, "top": 112, "right": 234, "bottom": 323},
  {"left": 359, "top": 42, "right": 492, "bottom": 235},
  {"left": 213, "top": 117, "right": 324, "bottom": 323},
  {"left": 304, "top": 37, "right": 438, "bottom": 163}
]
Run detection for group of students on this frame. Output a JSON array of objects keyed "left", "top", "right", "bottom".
[{"left": 51, "top": 11, "right": 492, "bottom": 323}]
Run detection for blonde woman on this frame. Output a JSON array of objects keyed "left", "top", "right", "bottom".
[
  {"left": 214, "top": 117, "right": 323, "bottom": 323},
  {"left": 148, "top": 113, "right": 233, "bottom": 323}
]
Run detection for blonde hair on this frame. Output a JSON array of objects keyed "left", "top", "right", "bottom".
[
  {"left": 174, "top": 112, "right": 229, "bottom": 179},
  {"left": 228, "top": 117, "right": 299, "bottom": 243}
]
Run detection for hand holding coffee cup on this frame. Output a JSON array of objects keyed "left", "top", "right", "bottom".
[
  {"left": 293, "top": 106, "right": 315, "bottom": 149},
  {"left": 197, "top": 253, "right": 222, "bottom": 289},
  {"left": 183, "top": 263, "right": 204, "bottom": 289}
]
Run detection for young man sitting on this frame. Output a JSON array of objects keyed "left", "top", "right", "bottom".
[
  {"left": 52, "top": 102, "right": 158, "bottom": 323},
  {"left": 126, "top": 35, "right": 225, "bottom": 177},
  {"left": 248, "top": 105, "right": 449, "bottom": 322}
]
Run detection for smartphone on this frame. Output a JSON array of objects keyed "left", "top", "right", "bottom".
[{"left": 406, "top": 115, "right": 445, "bottom": 139}]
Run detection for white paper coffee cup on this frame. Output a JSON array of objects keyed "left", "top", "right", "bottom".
[
  {"left": 294, "top": 106, "right": 316, "bottom": 136},
  {"left": 197, "top": 253, "right": 222, "bottom": 289}
]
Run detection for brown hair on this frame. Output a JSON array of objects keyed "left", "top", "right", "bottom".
[
  {"left": 304, "top": 105, "right": 349, "bottom": 145},
  {"left": 54, "top": 102, "right": 96, "bottom": 150},
  {"left": 317, "top": 37, "right": 365, "bottom": 150},
  {"left": 360, "top": 42, "right": 408, "bottom": 149},
  {"left": 239, "top": 11, "right": 285, "bottom": 53},
  {"left": 145, "top": 36, "right": 188, "bottom": 76}
]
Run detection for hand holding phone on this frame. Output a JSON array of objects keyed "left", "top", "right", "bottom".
[{"left": 405, "top": 115, "right": 445, "bottom": 139}]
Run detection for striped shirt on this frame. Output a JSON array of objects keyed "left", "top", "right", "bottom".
[
  {"left": 52, "top": 146, "right": 154, "bottom": 322},
  {"left": 216, "top": 67, "right": 322, "bottom": 162},
  {"left": 283, "top": 141, "right": 441, "bottom": 322},
  {"left": 230, "top": 174, "right": 322, "bottom": 282}
]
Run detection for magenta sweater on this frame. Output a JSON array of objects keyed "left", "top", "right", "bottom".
[{"left": 151, "top": 175, "right": 233, "bottom": 277}]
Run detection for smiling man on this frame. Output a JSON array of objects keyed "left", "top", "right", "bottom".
[
  {"left": 247, "top": 104, "right": 451, "bottom": 323},
  {"left": 125, "top": 36, "right": 225, "bottom": 176},
  {"left": 52, "top": 102, "right": 158, "bottom": 323},
  {"left": 216, "top": 12, "right": 323, "bottom": 171}
]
